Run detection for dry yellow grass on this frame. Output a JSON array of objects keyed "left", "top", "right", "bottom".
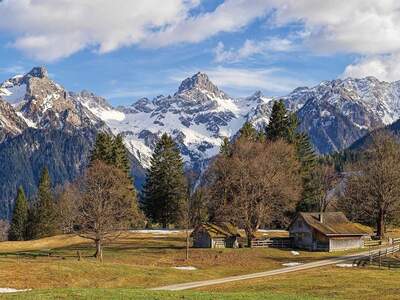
[
  {"left": 0, "top": 234, "right": 89, "bottom": 253},
  {"left": 199, "top": 265, "right": 400, "bottom": 300},
  {"left": 0, "top": 230, "right": 362, "bottom": 291}
]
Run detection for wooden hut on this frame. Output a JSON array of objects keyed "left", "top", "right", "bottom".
[
  {"left": 288, "top": 212, "right": 369, "bottom": 251},
  {"left": 191, "top": 222, "right": 242, "bottom": 248}
]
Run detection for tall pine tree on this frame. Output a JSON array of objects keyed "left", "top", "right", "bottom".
[
  {"left": 8, "top": 186, "right": 28, "bottom": 241},
  {"left": 112, "top": 134, "right": 131, "bottom": 176},
  {"left": 31, "top": 168, "right": 58, "bottom": 239},
  {"left": 90, "top": 132, "right": 114, "bottom": 164},
  {"left": 142, "top": 133, "right": 187, "bottom": 228},
  {"left": 295, "top": 133, "right": 319, "bottom": 211},
  {"left": 266, "top": 100, "right": 290, "bottom": 141},
  {"left": 266, "top": 100, "right": 319, "bottom": 211}
]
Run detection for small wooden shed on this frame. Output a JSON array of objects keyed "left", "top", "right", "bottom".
[
  {"left": 288, "top": 212, "right": 369, "bottom": 251},
  {"left": 191, "top": 222, "right": 242, "bottom": 248}
]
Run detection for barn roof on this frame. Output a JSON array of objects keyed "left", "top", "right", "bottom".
[
  {"left": 191, "top": 222, "right": 243, "bottom": 238},
  {"left": 292, "top": 212, "right": 369, "bottom": 236}
]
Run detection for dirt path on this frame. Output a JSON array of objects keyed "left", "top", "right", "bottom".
[{"left": 152, "top": 246, "right": 396, "bottom": 291}]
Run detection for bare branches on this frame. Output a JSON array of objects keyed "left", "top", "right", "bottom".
[
  {"left": 341, "top": 131, "right": 400, "bottom": 238},
  {"left": 206, "top": 138, "right": 302, "bottom": 246},
  {"left": 65, "top": 160, "right": 140, "bottom": 260}
]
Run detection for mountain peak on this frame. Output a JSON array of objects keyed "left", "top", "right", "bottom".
[
  {"left": 176, "top": 72, "right": 220, "bottom": 95},
  {"left": 26, "top": 66, "right": 48, "bottom": 79}
]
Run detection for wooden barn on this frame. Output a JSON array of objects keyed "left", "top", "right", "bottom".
[
  {"left": 288, "top": 212, "right": 369, "bottom": 252},
  {"left": 191, "top": 223, "right": 242, "bottom": 248}
]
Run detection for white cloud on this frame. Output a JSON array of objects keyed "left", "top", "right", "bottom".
[
  {"left": 143, "top": 0, "right": 271, "bottom": 47},
  {"left": 0, "top": 0, "right": 272, "bottom": 61},
  {"left": 0, "top": 65, "right": 26, "bottom": 75},
  {"left": 263, "top": 1, "right": 400, "bottom": 80},
  {"left": 171, "top": 66, "right": 312, "bottom": 95},
  {"left": 342, "top": 54, "right": 400, "bottom": 82},
  {"left": 214, "top": 38, "right": 294, "bottom": 63},
  {"left": 268, "top": 0, "right": 400, "bottom": 56}
]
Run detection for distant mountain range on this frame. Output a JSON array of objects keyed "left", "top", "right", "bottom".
[{"left": 1, "top": 67, "right": 400, "bottom": 218}]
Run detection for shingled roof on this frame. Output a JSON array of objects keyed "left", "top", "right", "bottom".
[{"left": 294, "top": 212, "right": 369, "bottom": 236}]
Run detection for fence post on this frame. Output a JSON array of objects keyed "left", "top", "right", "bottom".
[{"left": 369, "top": 246, "right": 372, "bottom": 264}]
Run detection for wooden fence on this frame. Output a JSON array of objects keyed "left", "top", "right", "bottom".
[
  {"left": 250, "top": 237, "right": 292, "bottom": 248},
  {"left": 363, "top": 239, "right": 382, "bottom": 247},
  {"left": 354, "top": 244, "right": 400, "bottom": 269},
  {"left": 391, "top": 237, "right": 400, "bottom": 245}
]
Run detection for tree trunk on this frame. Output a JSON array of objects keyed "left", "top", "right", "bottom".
[
  {"left": 376, "top": 209, "right": 385, "bottom": 239},
  {"left": 186, "top": 227, "right": 189, "bottom": 261},
  {"left": 94, "top": 239, "right": 103, "bottom": 262},
  {"left": 246, "top": 229, "right": 253, "bottom": 248},
  {"left": 162, "top": 219, "right": 167, "bottom": 229}
]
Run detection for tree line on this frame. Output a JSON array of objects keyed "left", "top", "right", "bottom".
[{"left": 5, "top": 100, "right": 400, "bottom": 253}]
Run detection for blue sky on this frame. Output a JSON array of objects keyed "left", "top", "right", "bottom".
[{"left": 1, "top": 1, "right": 399, "bottom": 106}]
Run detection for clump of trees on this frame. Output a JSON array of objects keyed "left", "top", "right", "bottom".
[
  {"left": 339, "top": 132, "right": 400, "bottom": 238},
  {"left": 206, "top": 135, "right": 302, "bottom": 246},
  {"left": 5, "top": 132, "right": 144, "bottom": 261}
]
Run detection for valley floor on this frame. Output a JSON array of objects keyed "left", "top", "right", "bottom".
[{"left": 0, "top": 230, "right": 399, "bottom": 299}]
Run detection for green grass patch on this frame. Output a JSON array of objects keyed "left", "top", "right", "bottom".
[{"left": 0, "top": 288, "right": 321, "bottom": 300}]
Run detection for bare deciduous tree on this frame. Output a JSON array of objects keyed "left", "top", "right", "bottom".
[
  {"left": 207, "top": 138, "right": 302, "bottom": 246},
  {"left": 0, "top": 219, "right": 10, "bottom": 241},
  {"left": 341, "top": 132, "right": 400, "bottom": 238},
  {"left": 312, "top": 164, "right": 340, "bottom": 212},
  {"left": 73, "top": 160, "right": 140, "bottom": 261},
  {"left": 55, "top": 184, "right": 80, "bottom": 234}
]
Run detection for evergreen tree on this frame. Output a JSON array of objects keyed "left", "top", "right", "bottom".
[
  {"left": 266, "top": 100, "right": 290, "bottom": 141},
  {"left": 90, "top": 132, "right": 114, "bottom": 164},
  {"left": 295, "top": 133, "right": 319, "bottom": 211},
  {"left": 112, "top": 134, "right": 131, "bottom": 176},
  {"left": 266, "top": 101, "right": 319, "bottom": 211},
  {"left": 239, "top": 122, "right": 258, "bottom": 140},
  {"left": 220, "top": 137, "right": 232, "bottom": 157},
  {"left": 142, "top": 133, "right": 187, "bottom": 228},
  {"left": 31, "top": 168, "right": 58, "bottom": 238},
  {"left": 8, "top": 186, "right": 28, "bottom": 241},
  {"left": 91, "top": 132, "right": 142, "bottom": 226}
]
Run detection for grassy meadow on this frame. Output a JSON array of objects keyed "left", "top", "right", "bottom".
[{"left": 0, "top": 230, "right": 398, "bottom": 299}]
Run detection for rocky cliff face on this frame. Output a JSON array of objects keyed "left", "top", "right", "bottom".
[
  {"left": 2, "top": 67, "right": 400, "bottom": 219},
  {"left": 0, "top": 67, "right": 143, "bottom": 219},
  {"left": 284, "top": 77, "right": 400, "bottom": 153},
  {"left": 80, "top": 72, "right": 273, "bottom": 170}
]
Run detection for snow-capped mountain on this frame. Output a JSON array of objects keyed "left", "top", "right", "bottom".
[
  {"left": 0, "top": 99, "right": 27, "bottom": 143},
  {"left": 286, "top": 77, "right": 400, "bottom": 153},
  {"left": 0, "top": 67, "right": 103, "bottom": 130},
  {"left": 79, "top": 72, "right": 273, "bottom": 168},
  {"left": 2, "top": 67, "right": 400, "bottom": 219}
]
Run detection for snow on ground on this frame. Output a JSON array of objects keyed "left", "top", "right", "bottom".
[
  {"left": 282, "top": 262, "right": 303, "bottom": 267},
  {"left": 336, "top": 263, "right": 357, "bottom": 268},
  {"left": 291, "top": 251, "right": 300, "bottom": 256},
  {"left": 0, "top": 288, "right": 31, "bottom": 294},
  {"left": 173, "top": 266, "right": 197, "bottom": 271}
]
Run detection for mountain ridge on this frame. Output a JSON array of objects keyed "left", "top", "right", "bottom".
[{"left": 1, "top": 67, "right": 400, "bottom": 219}]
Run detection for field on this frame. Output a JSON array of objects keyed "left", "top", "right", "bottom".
[{"left": 0, "top": 230, "right": 398, "bottom": 299}]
